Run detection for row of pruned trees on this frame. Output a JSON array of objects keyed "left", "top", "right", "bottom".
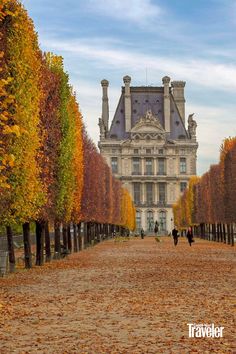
[
  {"left": 173, "top": 137, "right": 236, "bottom": 246},
  {"left": 0, "top": 0, "right": 136, "bottom": 271}
]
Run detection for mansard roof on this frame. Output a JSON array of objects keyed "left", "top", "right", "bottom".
[{"left": 108, "top": 86, "right": 189, "bottom": 141}]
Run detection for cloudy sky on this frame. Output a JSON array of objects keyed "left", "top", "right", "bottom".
[{"left": 24, "top": 0, "right": 236, "bottom": 175}]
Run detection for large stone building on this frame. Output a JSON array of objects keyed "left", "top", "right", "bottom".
[{"left": 98, "top": 75, "right": 198, "bottom": 234}]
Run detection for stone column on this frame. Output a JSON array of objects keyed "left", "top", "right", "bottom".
[
  {"left": 153, "top": 158, "right": 157, "bottom": 175},
  {"left": 154, "top": 183, "right": 158, "bottom": 204},
  {"left": 123, "top": 75, "right": 131, "bottom": 132},
  {"left": 141, "top": 158, "right": 145, "bottom": 175},
  {"left": 101, "top": 79, "right": 109, "bottom": 131},
  {"left": 141, "top": 182, "right": 145, "bottom": 204},
  {"left": 162, "top": 76, "right": 171, "bottom": 134},
  {"left": 171, "top": 81, "right": 186, "bottom": 125}
]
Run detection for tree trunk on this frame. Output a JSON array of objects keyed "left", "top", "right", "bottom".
[
  {"left": 73, "top": 224, "right": 78, "bottom": 252},
  {"left": 87, "top": 223, "right": 90, "bottom": 245},
  {"left": 83, "top": 222, "right": 87, "bottom": 247},
  {"left": 230, "top": 223, "right": 234, "bottom": 246},
  {"left": 35, "top": 221, "right": 45, "bottom": 266},
  {"left": 67, "top": 224, "right": 72, "bottom": 253},
  {"left": 45, "top": 221, "right": 51, "bottom": 262},
  {"left": 217, "top": 223, "right": 220, "bottom": 242},
  {"left": 219, "top": 223, "right": 223, "bottom": 242},
  {"left": 6, "top": 225, "right": 15, "bottom": 273},
  {"left": 54, "top": 221, "right": 61, "bottom": 257},
  {"left": 63, "top": 224, "right": 68, "bottom": 251},
  {"left": 227, "top": 224, "right": 231, "bottom": 244},
  {"left": 78, "top": 222, "right": 82, "bottom": 250},
  {"left": 22, "top": 222, "right": 32, "bottom": 269},
  {"left": 222, "top": 224, "right": 226, "bottom": 243}
]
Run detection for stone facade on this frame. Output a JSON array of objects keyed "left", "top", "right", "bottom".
[{"left": 98, "top": 75, "right": 198, "bottom": 234}]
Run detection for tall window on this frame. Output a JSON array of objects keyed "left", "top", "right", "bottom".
[
  {"left": 132, "top": 157, "right": 140, "bottom": 175},
  {"left": 159, "top": 210, "right": 166, "bottom": 231},
  {"left": 180, "top": 182, "right": 187, "bottom": 192},
  {"left": 133, "top": 183, "right": 141, "bottom": 204},
  {"left": 159, "top": 183, "right": 166, "bottom": 203},
  {"left": 136, "top": 210, "right": 141, "bottom": 231},
  {"left": 111, "top": 157, "right": 118, "bottom": 173},
  {"left": 158, "top": 158, "right": 166, "bottom": 175},
  {"left": 145, "top": 158, "right": 153, "bottom": 175},
  {"left": 147, "top": 210, "right": 154, "bottom": 232},
  {"left": 180, "top": 157, "right": 187, "bottom": 174},
  {"left": 146, "top": 183, "right": 153, "bottom": 205}
]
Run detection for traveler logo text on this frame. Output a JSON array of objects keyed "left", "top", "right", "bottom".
[{"left": 187, "top": 323, "right": 224, "bottom": 338}]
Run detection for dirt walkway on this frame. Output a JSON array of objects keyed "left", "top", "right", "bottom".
[{"left": 0, "top": 237, "right": 235, "bottom": 353}]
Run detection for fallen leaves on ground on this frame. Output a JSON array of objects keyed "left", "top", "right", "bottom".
[{"left": 0, "top": 237, "right": 235, "bottom": 354}]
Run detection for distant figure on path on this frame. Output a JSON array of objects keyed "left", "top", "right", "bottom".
[
  {"left": 186, "top": 227, "right": 194, "bottom": 246},
  {"left": 140, "top": 228, "right": 145, "bottom": 239},
  {"left": 172, "top": 226, "right": 179, "bottom": 246},
  {"left": 154, "top": 221, "right": 159, "bottom": 236}
]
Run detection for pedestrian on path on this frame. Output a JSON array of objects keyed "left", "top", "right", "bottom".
[
  {"left": 186, "top": 227, "right": 194, "bottom": 246},
  {"left": 172, "top": 226, "right": 179, "bottom": 246},
  {"left": 140, "top": 228, "right": 145, "bottom": 239},
  {"left": 154, "top": 221, "right": 159, "bottom": 236}
]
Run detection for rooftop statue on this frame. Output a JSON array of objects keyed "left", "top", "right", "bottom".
[{"left": 188, "top": 113, "right": 197, "bottom": 139}]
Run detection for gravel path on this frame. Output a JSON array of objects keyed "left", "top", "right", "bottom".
[{"left": 0, "top": 236, "right": 235, "bottom": 353}]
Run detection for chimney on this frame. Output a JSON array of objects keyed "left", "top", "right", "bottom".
[
  {"left": 101, "top": 79, "right": 109, "bottom": 132},
  {"left": 123, "top": 75, "right": 131, "bottom": 132},
  {"left": 171, "top": 81, "right": 186, "bottom": 124},
  {"left": 162, "top": 76, "right": 171, "bottom": 134}
]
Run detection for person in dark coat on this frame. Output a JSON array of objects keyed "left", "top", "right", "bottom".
[
  {"left": 186, "top": 227, "right": 194, "bottom": 246},
  {"left": 172, "top": 226, "right": 179, "bottom": 246},
  {"left": 140, "top": 228, "right": 145, "bottom": 239},
  {"left": 154, "top": 221, "right": 159, "bottom": 236}
]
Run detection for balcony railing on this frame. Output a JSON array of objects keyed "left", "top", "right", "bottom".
[
  {"left": 157, "top": 171, "right": 166, "bottom": 175},
  {"left": 144, "top": 171, "right": 154, "bottom": 176},
  {"left": 132, "top": 171, "right": 142, "bottom": 175}
]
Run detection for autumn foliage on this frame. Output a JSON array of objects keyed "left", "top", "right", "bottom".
[
  {"left": 173, "top": 137, "right": 236, "bottom": 240},
  {"left": 0, "top": 1, "right": 135, "bottom": 237}
]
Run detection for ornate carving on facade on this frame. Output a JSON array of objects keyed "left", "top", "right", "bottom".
[
  {"left": 131, "top": 110, "right": 165, "bottom": 141},
  {"left": 137, "top": 109, "right": 163, "bottom": 128},
  {"left": 162, "top": 76, "right": 171, "bottom": 85},
  {"left": 169, "top": 158, "right": 174, "bottom": 175},
  {"left": 171, "top": 81, "right": 186, "bottom": 88},
  {"left": 98, "top": 117, "right": 106, "bottom": 140},
  {"left": 132, "top": 132, "right": 165, "bottom": 141},
  {"left": 188, "top": 113, "right": 197, "bottom": 140}
]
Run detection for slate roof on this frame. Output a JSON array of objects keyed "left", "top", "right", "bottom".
[{"left": 108, "top": 86, "right": 189, "bottom": 140}]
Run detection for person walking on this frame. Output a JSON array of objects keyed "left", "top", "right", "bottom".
[
  {"left": 186, "top": 227, "right": 194, "bottom": 246},
  {"left": 140, "top": 228, "right": 145, "bottom": 239},
  {"left": 172, "top": 226, "right": 179, "bottom": 246},
  {"left": 154, "top": 221, "right": 159, "bottom": 236}
]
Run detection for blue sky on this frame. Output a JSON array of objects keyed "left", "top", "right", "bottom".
[{"left": 23, "top": 0, "right": 236, "bottom": 175}]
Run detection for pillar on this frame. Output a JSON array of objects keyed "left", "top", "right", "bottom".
[
  {"left": 123, "top": 75, "right": 131, "bottom": 132},
  {"left": 171, "top": 81, "right": 186, "bottom": 124},
  {"left": 101, "top": 79, "right": 109, "bottom": 131},
  {"left": 162, "top": 76, "right": 171, "bottom": 134}
]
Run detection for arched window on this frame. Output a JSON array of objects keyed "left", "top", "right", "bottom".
[
  {"left": 159, "top": 210, "right": 166, "bottom": 232},
  {"left": 147, "top": 210, "right": 154, "bottom": 232},
  {"left": 136, "top": 210, "right": 141, "bottom": 231}
]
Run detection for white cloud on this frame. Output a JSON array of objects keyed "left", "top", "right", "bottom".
[
  {"left": 41, "top": 37, "right": 236, "bottom": 92},
  {"left": 39, "top": 36, "right": 236, "bottom": 176},
  {"left": 85, "top": 0, "right": 162, "bottom": 25},
  {"left": 188, "top": 103, "right": 236, "bottom": 175}
]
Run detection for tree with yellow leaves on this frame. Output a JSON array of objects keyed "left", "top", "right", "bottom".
[{"left": 0, "top": 0, "right": 45, "bottom": 271}]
